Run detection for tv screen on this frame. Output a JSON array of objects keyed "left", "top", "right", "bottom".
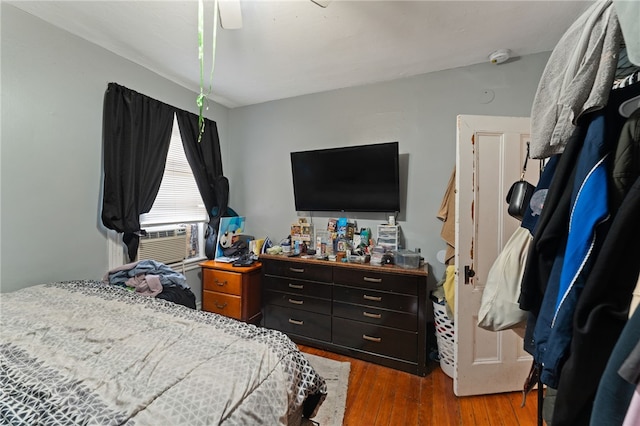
[{"left": 290, "top": 141, "right": 400, "bottom": 212}]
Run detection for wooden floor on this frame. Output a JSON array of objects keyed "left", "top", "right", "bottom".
[{"left": 299, "top": 345, "right": 539, "bottom": 426}]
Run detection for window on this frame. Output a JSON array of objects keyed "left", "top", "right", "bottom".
[{"left": 139, "top": 115, "right": 208, "bottom": 263}]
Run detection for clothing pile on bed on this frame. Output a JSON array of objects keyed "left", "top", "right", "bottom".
[{"left": 104, "top": 259, "right": 196, "bottom": 309}]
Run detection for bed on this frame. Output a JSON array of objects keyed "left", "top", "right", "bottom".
[{"left": 0, "top": 280, "right": 326, "bottom": 425}]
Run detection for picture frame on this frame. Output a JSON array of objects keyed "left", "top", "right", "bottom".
[{"left": 215, "top": 216, "right": 246, "bottom": 261}]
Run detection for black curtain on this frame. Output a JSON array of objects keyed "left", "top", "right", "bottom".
[
  {"left": 175, "top": 110, "right": 228, "bottom": 259},
  {"left": 101, "top": 83, "right": 175, "bottom": 261},
  {"left": 175, "top": 110, "right": 224, "bottom": 215}
]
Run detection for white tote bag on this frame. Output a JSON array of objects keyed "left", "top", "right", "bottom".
[{"left": 477, "top": 226, "right": 531, "bottom": 331}]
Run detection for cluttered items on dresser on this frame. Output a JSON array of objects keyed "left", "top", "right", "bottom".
[{"left": 264, "top": 216, "right": 424, "bottom": 270}]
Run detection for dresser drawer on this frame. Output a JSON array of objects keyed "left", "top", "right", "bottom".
[
  {"left": 263, "top": 276, "right": 332, "bottom": 299},
  {"left": 203, "top": 269, "right": 242, "bottom": 295},
  {"left": 333, "top": 301, "right": 417, "bottom": 331},
  {"left": 202, "top": 291, "right": 242, "bottom": 319},
  {"left": 332, "top": 317, "right": 417, "bottom": 362},
  {"left": 264, "top": 290, "right": 332, "bottom": 315},
  {"left": 263, "top": 260, "right": 332, "bottom": 282},
  {"left": 333, "top": 285, "right": 418, "bottom": 314},
  {"left": 333, "top": 268, "right": 418, "bottom": 295},
  {"left": 264, "top": 305, "right": 331, "bottom": 341}
]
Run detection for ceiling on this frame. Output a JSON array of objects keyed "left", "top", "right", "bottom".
[{"left": 9, "top": 0, "right": 594, "bottom": 108}]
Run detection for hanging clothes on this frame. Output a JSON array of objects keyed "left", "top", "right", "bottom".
[
  {"left": 519, "top": 84, "right": 640, "bottom": 426},
  {"left": 437, "top": 167, "right": 456, "bottom": 266},
  {"left": 529, "top": 0, "right": 622, "bottom": 159},
  {"left": 519, "top": 126, "right": 586, "bottom": 319},
  {"left": 519, "top": 1, "right": 640, "bottom": 423},
  {"left": 590, "top": 305, "right": 640, "bottom": 426},
  {"left": 533, "top": 110, "right": 613, "bottom": 389},
  {"left": 436, "top": 167, "right": 457, "bottom": 316},
  {"left": 550, "top": 103, "right": 640, "bottom": 426}
]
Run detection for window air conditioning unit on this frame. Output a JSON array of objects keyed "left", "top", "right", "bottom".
[{"left": 137, "top": 228, "right": 187, "bottom": 265}]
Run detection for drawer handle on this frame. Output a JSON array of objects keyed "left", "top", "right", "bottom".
[
  {"left": 214, "top": 279, "right": 227, "bottom": 287},
  {"left": 288, "top": 283, "right": 304, "bottom": 289},
  {"left": 363, "top": 294, "right": 382, "bottom": 302},
  {"left": 289, "top": 267, "right": 305, "bottom": 273},
  {"left": 288, "top": 318, "right": 304, "bottom": 326},
  {"left": 214, "top": 301, "right": 228, "bottom": 309},
  {"left": 363, "top": 334, "right": 382, "bottom": 343},
  {"left": 364, "top": 277, "right": 382, "bottom": 283},
  {"left": 288, "top": 298, "right": 304, "bottom": 305},
  {"left": 363, "top": 311, "right": 382, "bottom": 319}
]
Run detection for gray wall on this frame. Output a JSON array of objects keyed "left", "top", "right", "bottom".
[
  {"left": 1, "top": 3, "right": 550, "bottom": 295},
  {"left": 0, "top": 5, "right": 229, "bottom": 294},
  {"left": 227, "top": 52, "right": 550, "bottom": 281}
]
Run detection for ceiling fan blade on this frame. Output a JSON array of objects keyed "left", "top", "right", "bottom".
[
  {"left": 219, "top": 0, "right": 243, "bottom": 29},
  {"left": 311, "top": 0, "right": 331, "bottom": 7}
]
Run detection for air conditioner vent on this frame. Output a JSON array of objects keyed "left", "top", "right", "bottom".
[
  {"left": 137, "top": 228, "right": 187, "bottom": 264},
  {"left": 142, "top": 228, "right": 187, "bottom": 240}
]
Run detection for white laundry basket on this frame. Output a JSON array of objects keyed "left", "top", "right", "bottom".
[{"left": 432, "top": 300, "right": 455, "bottom": 378}]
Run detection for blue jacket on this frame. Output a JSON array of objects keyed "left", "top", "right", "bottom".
[{"left": 533, "top": 112, "right": 611, "bottom": 388}]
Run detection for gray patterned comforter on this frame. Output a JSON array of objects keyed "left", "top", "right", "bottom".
[{"left": 0, "top": 280, "right": 326, "bottom": 425}]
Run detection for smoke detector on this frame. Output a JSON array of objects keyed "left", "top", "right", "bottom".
[{"left": 489, "top": 49, "right": 511, "bottom": 64}]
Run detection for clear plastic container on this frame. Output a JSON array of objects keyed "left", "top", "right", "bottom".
[{"left": 394, "top": 249, "right": 421, "bottom": 269}]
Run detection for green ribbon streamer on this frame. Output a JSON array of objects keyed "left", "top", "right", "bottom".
[{"left": 197, "top": 0, "right": 219, "bottom": 142}]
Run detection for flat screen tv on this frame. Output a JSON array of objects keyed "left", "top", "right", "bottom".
[{"left": 290, "top": 141, "right": 400, "bottom": 212}]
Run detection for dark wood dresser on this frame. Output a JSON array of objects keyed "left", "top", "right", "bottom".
[
  {"left": 260, "top": 254, "right": 429, "bottom": 376},
  {"left": 200, "top": 260, "right": 262, "bottom": 325}
]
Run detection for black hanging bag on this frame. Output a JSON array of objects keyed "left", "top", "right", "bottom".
[{"left": 506, "top": 143, "right": 535, "bottom": 221}]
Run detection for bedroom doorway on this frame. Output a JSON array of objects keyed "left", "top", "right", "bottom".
[{"left": 454, "top": 115, "right": 537, "bottom": 396}]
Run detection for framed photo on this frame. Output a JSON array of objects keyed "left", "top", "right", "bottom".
[{"left": 215, "top": 216, "right": 246, "bottom": 261}]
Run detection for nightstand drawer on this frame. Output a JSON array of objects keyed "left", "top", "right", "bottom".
[
  {"left": 264, "top": 305, "right": 331, "bottom": 341},
  {"left": 202, "top": 291, "right": 242, "bottom": 319},
  {"left": 203, "top": 269, "right": 242, "bottom": 295},
  {"left": 332, "top": 317, "right": 417, "bottom": 362}
]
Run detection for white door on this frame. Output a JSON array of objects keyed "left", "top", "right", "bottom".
[{"left": 454, "top": 115, "right": 537, "bottom": 396}]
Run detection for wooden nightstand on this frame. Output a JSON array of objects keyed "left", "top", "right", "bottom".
[{"left": 200, "top": 260, "right": 262, "bottom": 324}]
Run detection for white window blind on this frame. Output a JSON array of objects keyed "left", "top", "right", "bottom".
[{"left": 140, "top": 115, "right": 208, "bottom": 226}]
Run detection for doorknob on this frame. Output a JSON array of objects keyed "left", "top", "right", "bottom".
[{"left": 464, "top": 265, "right": 475, "bottom": 284}]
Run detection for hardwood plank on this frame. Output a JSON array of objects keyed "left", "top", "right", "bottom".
[
  {"left": 404, "top": 374, "right": 422, "bottom": 425},
  {"left": 469, "top": 395, "right": 491, "bottom": 425},
  {"left": 344, "top": 363, "right": 378, "bottom": 426},
  {"left": 517, "top": 387, "right": 541, "bottom": 425},
  {"left": 417, "top": 366, "right": 434, "bottom": 426},
  {"left": 489, "top": 393, "right": 520, "bottom": 426},
  {"left": 299, "top": 345, "right": 539, "bottom": 426},
  {"left": 372, "top": 366, "right": 400, "bottom": 426},
  {"left": 351, "top": 365, "right": 380, "bottom": 425},
  {"left": 431, "top": 365, "right": 461, "bottom": 425},
  {"left": 458, "top": 394, "right": 477, "bottom": 425},
  {"left": 388, "top": 370, "right": 412, "bottom": 424}
]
